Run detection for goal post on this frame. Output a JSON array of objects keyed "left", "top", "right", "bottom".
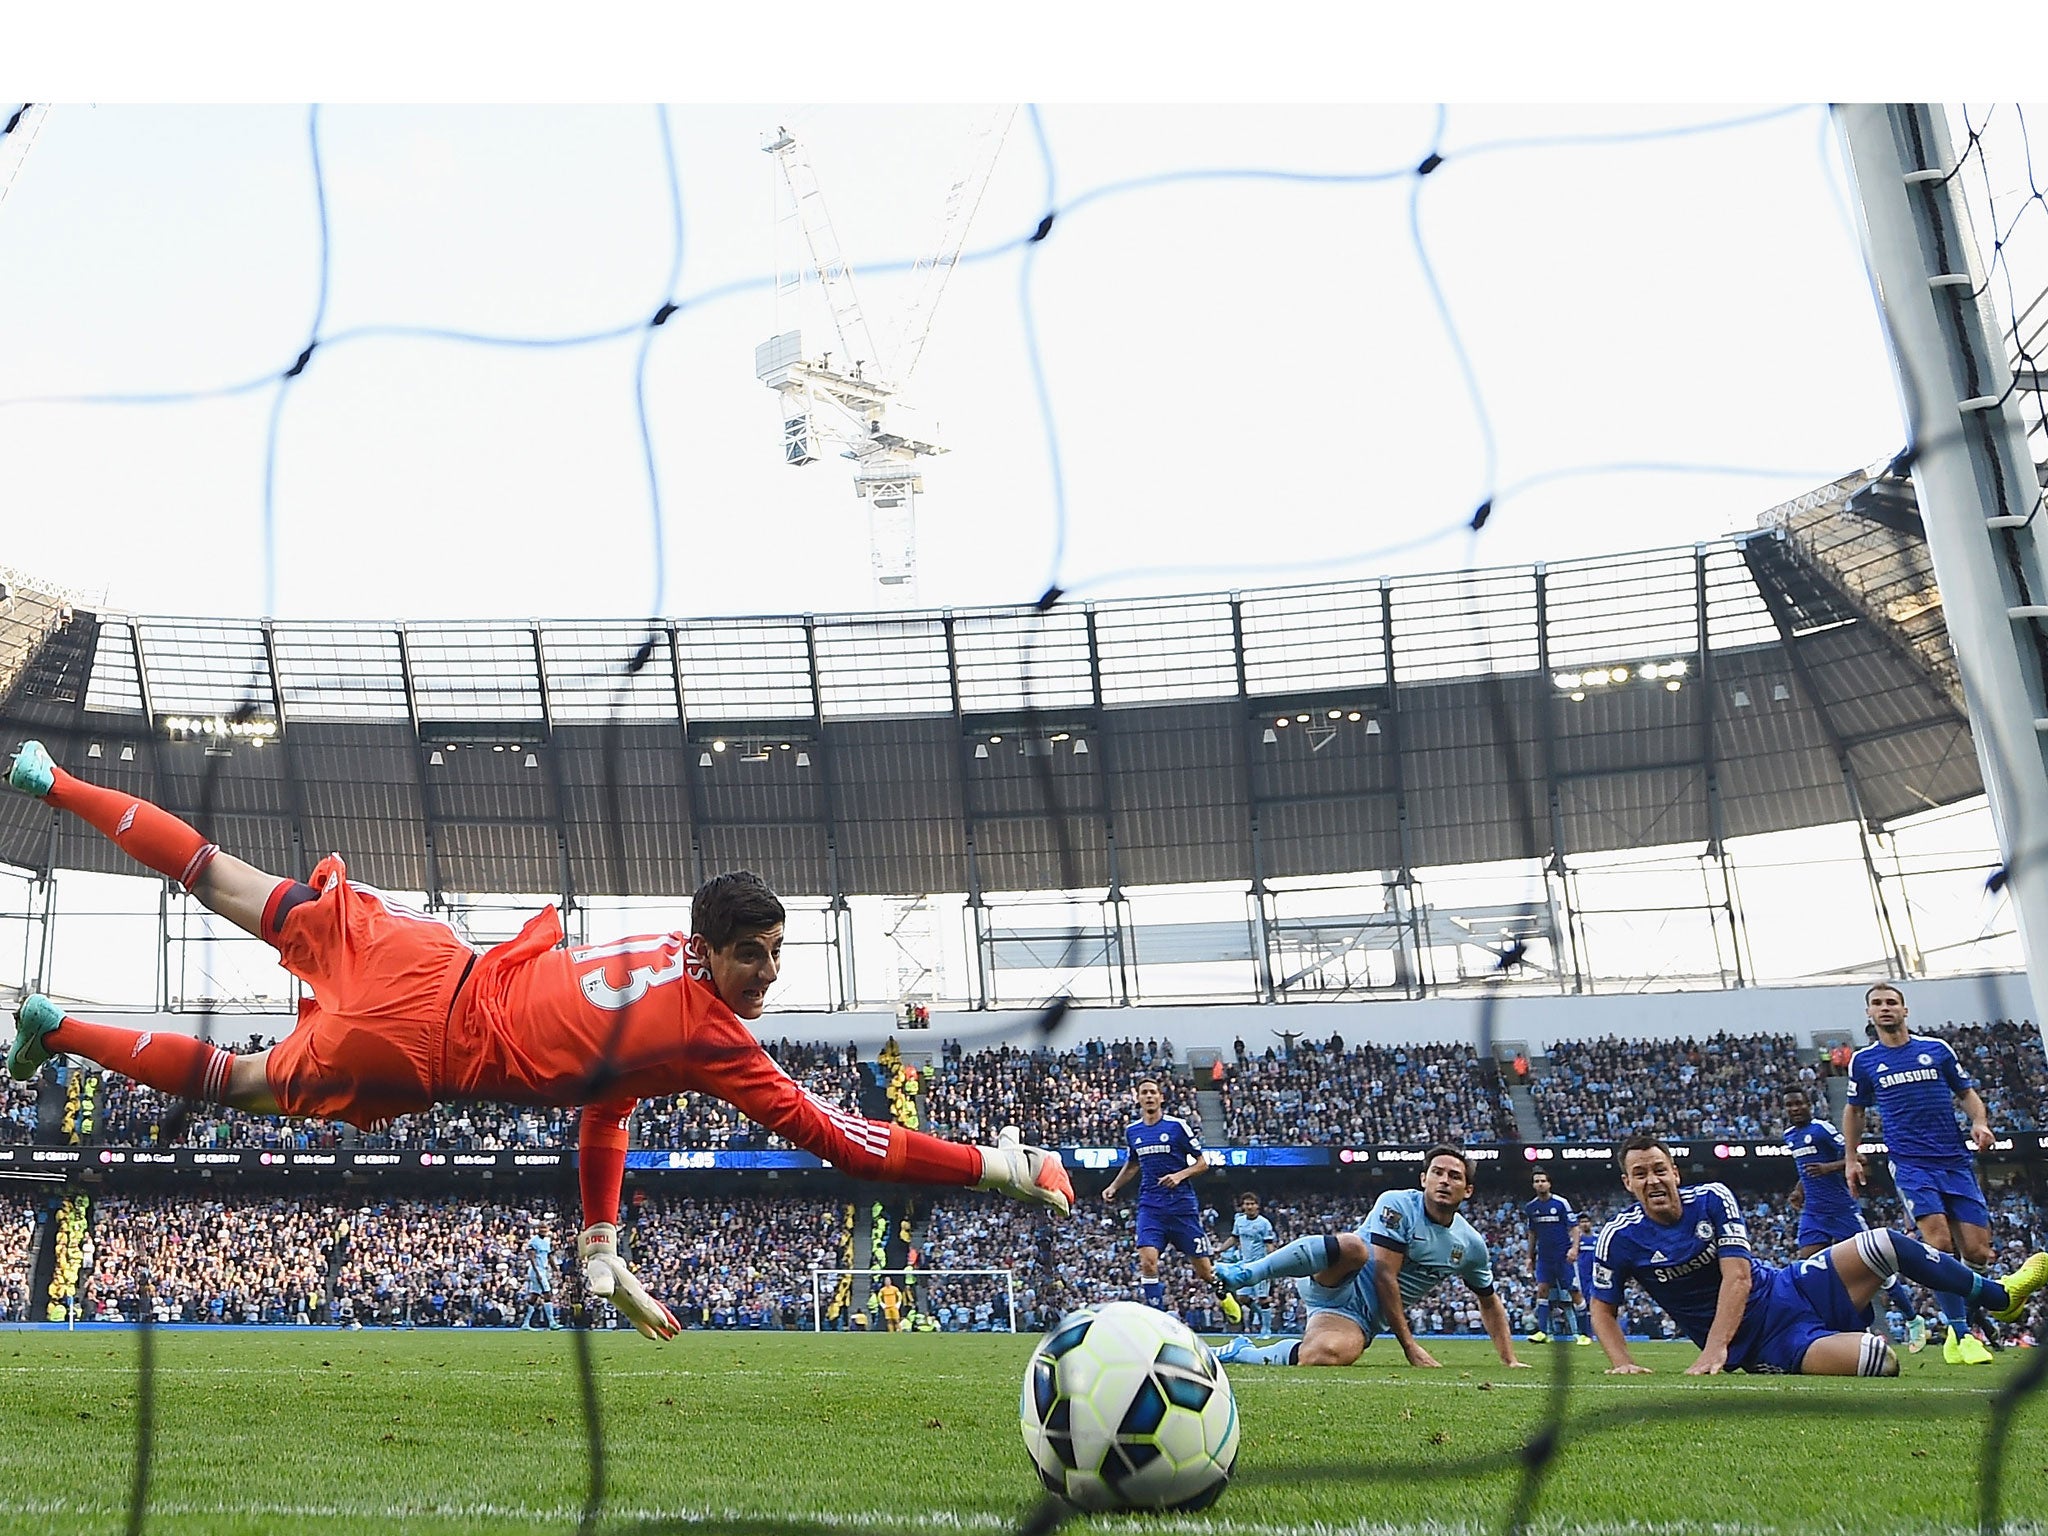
[{"left": 809, "top": 1266, "right": 1017, "bottom": 1334}]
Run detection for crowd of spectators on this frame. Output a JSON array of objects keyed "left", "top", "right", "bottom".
[
  {"left": 623, "top": 1194, "right": 848, "bottom": 1329},
  {"left": 0, "top": 1195, "right": 34, "bottom": 1321},
  {"left": 917, "top": 1038, "right": 1188, "bottom": 1149},
  {"left": 15, "top": 1021, "right": 2048, "bottom": 1154},
  {"left": 1533, "top": 1033, "right": 1803, "bottom": 1142},
  {"left": 634, "top": 1041, "right": 862, "bottom": 1150},
  {"left": 60, "top": 1195, "right": 576, "bottom": 1328},
  {"left": 1, "top": 1079, "right": 34, "bottom": 1146},
  {"left": 1217, "top": 1036, "right": 1516, "bottom": 1146},
  {"left": 3, "top": 1173, "right": 2045, "bottom": 1339},
  {"left": 1944, "top": 1020, "right": 2048, "bottom": 1132}
]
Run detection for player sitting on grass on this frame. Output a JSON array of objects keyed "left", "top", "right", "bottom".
[
  {"left": 1590, "top": 1132, "right": 2046, "bottom": 1377},
  {"left": 5, "top": 739, "right": 1072, "bottom": 1341},
  {"left": 1211, "top": 1144, "right": 1528, "bottom": 1370}
]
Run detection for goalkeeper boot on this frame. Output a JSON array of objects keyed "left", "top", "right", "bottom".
[
  {"left": 6, "top": 741, "right": 54, "bottom": 799},
  {"left": 975, "top": 1130, "right": 1073, "bottom": 1217},
  {"left": 1214, "top": 1285, "right": 1243, "bottom": 1325},
  {"left": 7, "top": 994, "right": 61, "bottom": 1081},
  {"left": 1989, "top": 1252, "right": 2048, "bottom": 1324}
]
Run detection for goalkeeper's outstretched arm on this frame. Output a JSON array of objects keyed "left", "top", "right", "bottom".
[{"left": 576, "top": 1099, "right": 680, "bottom": 1341}]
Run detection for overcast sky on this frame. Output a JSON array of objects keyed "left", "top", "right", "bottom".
[
  {"left": 0, "top": 98, "right": 1930, "bottom": 626},
  {"left": 4, "top": 22, "right": 2046, "bottom": 1016}
]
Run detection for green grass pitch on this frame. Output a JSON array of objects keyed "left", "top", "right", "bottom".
[{"left": 0, "top": 1331, "right": 2041, "bottom": 1534}]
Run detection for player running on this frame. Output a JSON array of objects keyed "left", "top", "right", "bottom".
[
  {"left": 1225, "top": 1192, "right": 1278, "bottom": 1333},
  {"left": 1590, "top": 1133, "right": 2046, "bottom": 1377},
  {"left": 1521, "top": 1168, "right": 1587, "bottom": 1345},
  {"left": 1100, "top": 1078, "right": 1242, "bottom": 1325},
  {"left": 4, "top": 740, "right": 1073, "bottom": 1341},
  {"left": 1211, "top": 1144, "right": 1528, "bottom": 1370},
  {"left": 1841, "top": 982, "right": 2001, "bottom": 1365},
  {"left": 1782, "top": 1083, "right": 1924, "bottom": 1351}
]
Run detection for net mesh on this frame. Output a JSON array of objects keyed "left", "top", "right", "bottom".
[{"left": 0, "top": 99, "right": 2044, "bottom": 1535}]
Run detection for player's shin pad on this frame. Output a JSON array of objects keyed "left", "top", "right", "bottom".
[{"left": 578, "top": 1223, "right": 680, "bottom": 1342}]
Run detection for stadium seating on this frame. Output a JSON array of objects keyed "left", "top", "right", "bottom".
[
  {"left": 23, "top": 1179, "right": 2040, "bottom": 1338},
  {"left": 1216, "top": 1039, "right": 1518, "bottom": 1146},
  {"left": 1532, "top": 1033, "right": 1805, "bottom": 1141},
  {"left": 21, "top": 1022, "right": 2048, "bottom": 1153}
]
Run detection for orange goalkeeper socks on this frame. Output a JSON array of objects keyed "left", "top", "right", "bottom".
[
  {"left": 45, "top": 768, "right": 218, "bottom": 890},
  {"left": 48, "top": 1013, "right": 236, "bottom": 1102}
]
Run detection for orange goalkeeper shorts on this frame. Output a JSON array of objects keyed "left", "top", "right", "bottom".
[{"left": 262, "top": 855, "right": 477, "bottom": 1127}]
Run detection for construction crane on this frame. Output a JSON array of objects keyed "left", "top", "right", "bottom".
[
  {"left": 0, "top": 105, "right": 52, "bottom": 215},
  {"left": 755, "top": 109, "right": 1014, "bottom": 607}
]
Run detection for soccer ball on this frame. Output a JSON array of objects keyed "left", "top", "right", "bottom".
[{"left": 1019, "top": 1301, "right": 1238, "bottom": 1511}]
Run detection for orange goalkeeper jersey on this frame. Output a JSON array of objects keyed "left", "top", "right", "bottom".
[{"left": 443, "top": 908, "right": 757, "bottom": 1107}]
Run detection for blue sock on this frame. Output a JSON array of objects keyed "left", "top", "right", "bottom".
[
  {"left": 1238, "top": 1234, "right": 1343, "bottom": 1287},
  {"left": 1939, "top": 1291, "right": 1972, "bottom": 1332},
  {"left": 1578, "top": 1308, "right": 1593, "bottom": 1337},
  {"left": 1142, "top": 1278, "right": 1165, "bottom": 1310},
  {"left": 1885, "top": 1279, "right": 1914, "bottom": 1318},
  {"left": 1855, "top": 1230, "right": 2005, "bottom": 1316},
  {"left": 1240, "top": 1339, "right": 1300, "bottom": 1366},
  {"left": 1536, "top": 1300, "right": 1551, "bottom": 1334}
]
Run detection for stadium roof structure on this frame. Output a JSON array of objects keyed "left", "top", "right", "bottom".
[{"left": 0, "top": 476, "right": 1979, "bottom": 904}]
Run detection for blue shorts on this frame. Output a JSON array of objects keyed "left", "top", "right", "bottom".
[
  {"left": 1890, "top": 1161, "right": 1991, "bottom": 1232},
  {"left": 1135, "top": 1206, "right": 1210, "bottom": 1258},
  {"left": 1735, "top": 1252, "right": 1872, "bottom": 1375},
  {"left": 1534, "top": 1253, "right": 1575, "bottom": 1290},
  {"left": 1796, "top": 1207, "right": 1868, "bottom": 1248},
  {"left": 1296, "top": 1261, "right": 1383, "bottom": 1340}
]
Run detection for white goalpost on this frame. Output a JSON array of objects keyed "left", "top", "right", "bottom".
[{"left": 809, "top": 1266, "right": 1018, "bottom": 1334}]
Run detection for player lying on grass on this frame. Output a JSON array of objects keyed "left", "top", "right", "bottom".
[
  {"left": 4, "top": 740, "right": 1073, "bottom": 1340},
  {"left": 1211, "top": 1144, "right": 1528, "bottom": 1370},
  {"left": 1590, "top": 1132, "right": 2046, "bottom": 1377}
]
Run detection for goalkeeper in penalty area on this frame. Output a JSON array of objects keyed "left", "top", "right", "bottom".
[{"left": 5, "top": 740, "right": 1074, "bottom": 1340}]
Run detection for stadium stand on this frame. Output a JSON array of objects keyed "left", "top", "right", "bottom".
[
  {"left": 916, "top": 1038, "right": 1190, "bottom": 1148},
  {"left": 1531, "top": 1033, "right": 1805, "bottom": 1141},
  {"left": 24, "top": 1022, "right": 2048, "bottom": 1152},
  {"left": 1216, "top": 1039, "right": 1517, "bottom": 1146},
  {"left": 7, "top": 1177, "right": 2043, "bottom": 1338}
]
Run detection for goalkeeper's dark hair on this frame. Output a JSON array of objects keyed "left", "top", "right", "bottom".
[
  {"left": 691, "top": 871, "right": 786, "bottom": 951},
  {"left": 1614, "top": 1131, "right": 1675, "bottom": 1172}
]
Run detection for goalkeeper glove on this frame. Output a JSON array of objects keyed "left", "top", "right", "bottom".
[
  {"left": 578, "top": 1223, "right": 680, "bottom": 1341},
  {"left": 975, "top": 1127, "right": 1074, "bottom": 1216}
]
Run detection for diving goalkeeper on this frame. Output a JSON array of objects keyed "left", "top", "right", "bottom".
[{"left": 5, "top": 740, "right": 1073, "bottom": 1340}]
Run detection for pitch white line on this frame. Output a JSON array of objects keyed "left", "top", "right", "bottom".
[{"left": 0, "top": 1500, "right": 2036, "bottom": 1536}]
